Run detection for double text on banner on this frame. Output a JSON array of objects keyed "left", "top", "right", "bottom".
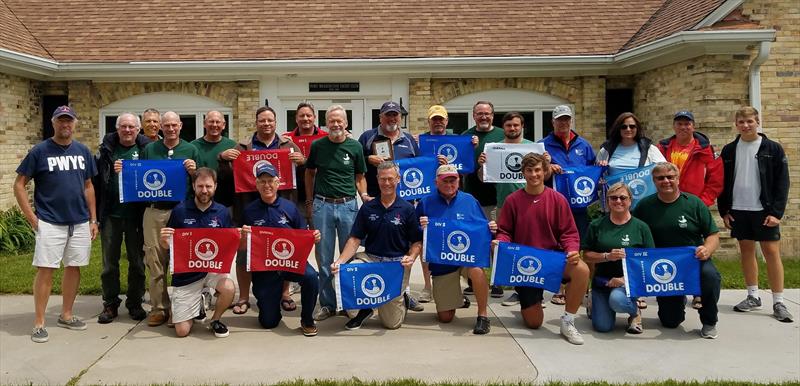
[
  {"left": 482, "top": 142, "right": 546, "bottom": 183},
  {"left": 491, "top": 242, "right": 566, "bottom": 293},
  {"left": 169, "top": 228, "right": 241, "bottom": 274},
  {"left": 422, "top": 217, "right": 491, "bottom": 268},
  {"left": 246, "top": 226, "right": 315, "bottom": 274},
  {"left": 553, "top": 165, "right": 604, "bottom": 209},
  {"left": 291, "top": 133, "right": 327, "bottom": 158},
  {"left": 233, "top": 149, "right": 296, "bottom": 193},
  {"left": 418, "top": 135, "right": 475, "bottom": 173},
  {"left": 623, "top": 246, "right": 700, "bottom": 298},
  {"left": 335, "top": 262, "right": 404, "bottom": 311},
  {"left": 395, "top": 156, "right": 437, "bottom": 200},
  {"left": 604, "top": 164, "right": 655, "bottom": 209},
  {"left": 119, "top": 159, "right": 187, "bottom": 203}
]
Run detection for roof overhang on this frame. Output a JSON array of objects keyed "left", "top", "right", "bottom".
[{"left": 0, "top": 29, "right": 775, "bottom": 81}]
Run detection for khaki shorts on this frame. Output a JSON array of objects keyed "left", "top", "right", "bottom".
[
  {"left": 171, "top": 273, "right": 227, "bottom": 323},
  {"left": 351, "top": 252, "right": 410, "bottom": 329},
  {"left": 432, "top": 267, "right": 471, "bottom": 312},
  {"left": 33, "top": 220, "right": 91, "bottom": 268}
]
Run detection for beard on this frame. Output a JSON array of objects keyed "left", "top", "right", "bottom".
[
  {"left": 329, "top": 127, "right": 347, "bottom": 140},
  {"left": 384, "top": 124, "right": 399, "bottom": 132},
  {"left": 505, "top": 131, "right": 521, "bottom": 140}
]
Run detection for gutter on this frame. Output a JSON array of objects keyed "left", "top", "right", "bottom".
[{"left": 749, "top": 41, "right": 771, "bottom": 129}]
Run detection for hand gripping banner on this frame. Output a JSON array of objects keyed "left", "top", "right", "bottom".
[
  {"left": 290, "top": 133, "right": 327, "bottom": 158},
  {"left": 119, "top": 159, "right": 187, "bottom": 203},
  {"left": 233, "top": 149, "right": 296, "bottom": 193},
  {"left": 169, "top": 228, "right": 241, "bottom": 274},
  {"left": 604, "top": 163, "right": 656, "bottom": 209},
  {"left": 482, "top": 142, "right": 546, "bottom": 183},
  {"left": 491, "top": 242, "right": 566, "bottom": 293},
  {"left": 395, "top": 156, "right": 437, "bottom": 200},
  {"left": 623, "top": 247, "right": 701, "bottom": 298},
  {"left": 422, "top": 217, "right": 491, "bottom": 268},
  {"left": 553, "top": 165, "right": 604, "bottom": 209},
  {"left": 335, "top": 261, "right": 404, "bottom": 311},
  {"left": 246, "top": 226, "right": 315, "bottom": 274},
  {"left": 418, "top": 135, "right": 475, "bottom": 173}
]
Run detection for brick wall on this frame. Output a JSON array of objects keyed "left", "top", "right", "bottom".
[{"left": 0, "top": 73, "right": 41, "bottom": 210}]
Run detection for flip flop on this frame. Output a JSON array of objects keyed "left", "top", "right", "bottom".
[
  {"left": 626, "top": 312, "right": 643, "bottom": 334},
  {"left": 281, "top": 298, "right": 297, "bottom": 312},
  {"left": 550, "top": 293, "right": 566, "bottom": 305},
  {"left": 232, "top": 300, "right": 250, "bottom": 315},
  {"left": 692, "top": 296, "right": 703, "bottom": 310},
  {"left": 636, "top": 298, "right": 648, "bottom": 309}
]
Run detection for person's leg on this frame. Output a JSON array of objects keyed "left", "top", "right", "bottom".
[
  {"left": 378, "top": 265, "right": 410, "bottom": 329},
  {"left": 174, "top": 320, "right": 193, "bottom": 337},
  {"left": 234, "top": 261, "right": 252, "bottom": 310},
  {"left": 297, "top": 265, "right": 319, "bottom": 326},
  {"left": 123, "top": 217, "right": 146, "bottom": 311},
  {"left": 761, "top": 240, "right": 784, "bottom": 294},
  {"left": 420, "top": 261, "right": 433, "bottom": 300},
  {"left": 251, "top": 271, "right": 284, "bottom": 329},
  {"left": 698, "top": 259, "right": 721, "bottom": 327},
  {"left": 33, "top": 267, "right": 55, "bottom": 327},
  {"left": 656, "top": 296, "right": 686, "bottom": 328},
  {"left": 517, "top": 287, "right": 544, "bottom": 329},
  {"left": 563, "top": 260, "right": 590, "bottom": 315},
  {"left": 211, "top": 277, "right": 235, "bottom": 321},
  {"left": 738, "top": 239, "right": 759, "bottom": 288},
  {"left": 314, "top": 199, "right": 337, "bottom": 310},
  {"left": 61, "top": 222, "right": 91, "bottom": 321},
  {"left": 100, "top": 217, "right": 123, "bottom": 308},
  {"left": 467, "top": 267, "right": 489, "bottom": 317},
  {"left": 142, "top": 208, "right": 170, "bottom": 318},
  {"left": 608, "top": 286, "right": 638, "bottom": 316},
  {"left": 590, "top": 288, "right": 615, "bottom": 332},
  {"left": 431, "top": 270, "right": 463, "bottom": 323},
  {"left": 60, "top": 266, "right": 81, "bottom": 320}
]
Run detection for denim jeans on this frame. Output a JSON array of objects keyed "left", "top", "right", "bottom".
[
  {"left": 251, "top": 264, "right": 319, "bottom": 328},
  {"left": 100, "top": 216, "right": 146, "bottom": 309},
  {"left": 591, "top": 286, "right": 638, "bottom": 332},
  {"left": 312, "top": 197, "right": 358, "bottom": 310},
  {"left": 657, "top": 259, "right": 721, "bottom": 328}
]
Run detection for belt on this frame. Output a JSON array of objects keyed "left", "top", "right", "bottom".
[
  {"left": 149, "top": 202, "right": 178, "bottom": 210},
  {"left": 315, "top": 195, "right": 355, "bottom": 204}
]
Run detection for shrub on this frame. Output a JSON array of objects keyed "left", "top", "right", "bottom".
[{"left": 0, "top": 207, "right": 35, "bottom": 254}]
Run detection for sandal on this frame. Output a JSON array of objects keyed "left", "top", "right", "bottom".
[
  {"left": 232, "top": 300, "right": 250, "bottom": 315},
  {"left": 550, "top": 293, "right": 566, "bottom": 305},
  {"left": 281, "top": 298, "right": 297, "bottom": 312},
  {"left": 692, "top": 296, "right": 703, "bottom": 310},
  {"left": 636, "top": 298, "right": 648, "bottom": 310},
  {"left": 626, "top": 311, "right": 643, "bottom": 334}
]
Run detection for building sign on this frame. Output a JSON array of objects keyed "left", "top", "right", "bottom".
[{"left": 309, "top": 82, "right": 360, "bottom": 92}]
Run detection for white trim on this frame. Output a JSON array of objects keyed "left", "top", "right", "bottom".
[
  {"left": 749, "top": 41, "right": 771, "bottom": 126},
  {"left": 693, "top": 0, "right": 745, "bottom": 30}
]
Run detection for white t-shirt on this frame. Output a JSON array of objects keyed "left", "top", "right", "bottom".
[{"left": 732, "top": 136, "right": 763, "bottom": 211}]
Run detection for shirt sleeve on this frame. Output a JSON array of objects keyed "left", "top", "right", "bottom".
[
  {"left": 556, "top": 196, "right": 581, "bottom": 252},
  {"left": 305, "top": 141, "right": 318, "bottom": 170},
  {"left": 84, "top": 146, "right": 98, "bottom": 178},
  {"left": 353, "top": 144, "right": 367, "bottom": 175},
  {"left": 291, "top": 205, "right": 308, "bottom": 230},
  {"left": 166, "top": 208, "right": 180, "bottom": 228},
  {"left": 641, "top": 221, "right": 655, "bottom": 248},
  {"left": 16, "top": 147, "right": 37, "bottom": 177},
  {"left": 580, "top": 220, "right": 598, "bottom": 251},
  {"left": 696, "top": 197, "right": 719, "bottom": 236}
]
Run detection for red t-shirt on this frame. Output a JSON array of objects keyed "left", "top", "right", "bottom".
[{"left": 496, "top": 187, "right": 580, "bottom": 252}]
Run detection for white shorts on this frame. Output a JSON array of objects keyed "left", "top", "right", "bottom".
[
  {"left": 171, "top": 273, "right": 227, "bottom": 323},
  {"left": 32, "top": 220, "right": 91, "bottom": 268}
]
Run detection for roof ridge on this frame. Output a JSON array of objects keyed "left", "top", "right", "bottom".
[
  {"left": 618, "top": 0, "right": 674, "bottom": 53},
  {"left": 1, "top": 0, "right": 54, "bottom": 60}
]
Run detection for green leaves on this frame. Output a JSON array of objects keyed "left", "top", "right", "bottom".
[{"left": 0, "top": 207, "right": 35, "bottom": 253}]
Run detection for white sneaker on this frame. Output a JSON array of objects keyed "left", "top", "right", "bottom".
[
  {"left": 418, "top": 288, "right": 432, "bottom": 303},
  {"left": 560, "top": 317, "right": 584, "bottom": 345}
]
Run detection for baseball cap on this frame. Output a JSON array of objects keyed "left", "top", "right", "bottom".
[
  {"left": 427, "top": 105, "right": 448, "bottom": 119},
  {"left": 255, "top": 162, "right": 279, "bottom": 178},
  {"left": 52, "top": 105, "right": 77, "bottom": 120},
  {"left": 436, "top": 164, "right": 459, "bottom": 180},
  {"left": 552, "top": 105, "right": 573, "bottom": 119},
  {"left": 674, "top": 110, "right": 695, "bottom": 121},
  {"left": 380, "top": 101, "right": 401, "bottom": 115}
]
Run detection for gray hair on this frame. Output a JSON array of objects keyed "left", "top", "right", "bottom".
[
  {"left": 377, "top": 160, "right": 400, "bottom": 175},
  {"left": 325, "top": 104, "right": 348, "bottom": 123},
  {"left": 652, "top": 162, "right": 679, "bottom": 177},
  {"left": 116, "top": 112, "right": 141, "bottom": 128}
]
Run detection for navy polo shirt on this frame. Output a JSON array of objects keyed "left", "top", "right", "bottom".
[
  {"left": 350, "top": 198, "right": 422, "bottom": 259},
  {"left": 359, "top": 128, "right": 421, "bottom": 197},
  {"left": 241, "top": 197, "right": 306, "bottom": 230},
  {"left": 251, "top": 133, "right": 280, "bottom": 150},
  {"left": 167, "top": 199, "right": 234, "bottom": 287},
  {"left": 416, "top": 190, "right": 488, "bottom": 276}
]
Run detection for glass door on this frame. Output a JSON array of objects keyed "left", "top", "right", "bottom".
[{"left": 283, "top": 99, "right": 366, "bottom": 138}]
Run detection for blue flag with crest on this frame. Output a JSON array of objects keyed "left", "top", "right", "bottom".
[
  {"left": 604, "top": 164, "right": 656, "bottom": 209},
  {"left": 395, "top": 156, "right": 437, "bottom": 200},
  {"left": 491, "top": 242, "right": 566, "bottom": 293},
  {"left": 120, "top": 159, "right": 186, "bottom": 203},
  {"left": 623, "top": 247, "right": 701, "bottom": 298},
  {"left": 418, "top": 135, "right": 475, "bottom": 173},
  {"left": 423, "top": 218, "right": 491, "bottom": 268},
  {"left": 553, "top": 165, "right": 604, "bottom": 209},
  {"left": 335, "top": 261, "right": 405, "bottom": 311}
]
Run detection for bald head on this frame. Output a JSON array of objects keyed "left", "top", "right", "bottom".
[{"left": 161, "top": 111, "right": 183, "bottom": 144}]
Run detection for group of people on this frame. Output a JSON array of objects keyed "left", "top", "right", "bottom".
[{"left": 15, "top": 100, "right": 791, "bottom": 345}]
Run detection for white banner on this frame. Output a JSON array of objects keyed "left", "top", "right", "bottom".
[{"left": 482, "top": 143, "right": 545, "bottom": 183}]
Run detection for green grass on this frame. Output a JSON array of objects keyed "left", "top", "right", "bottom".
[{"left": 78, "top": 380, "right": 797, "bottom": 386}]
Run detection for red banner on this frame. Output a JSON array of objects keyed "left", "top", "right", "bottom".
[
  {"left": 233, "top": 149, "right": 296, "bottom": 193},
  {"left": 247, "top": 226, "right": 315, "bottom": 274},
  {"left": 170, "top": 228, "right": 241, "bottom": 274},
  {"left": 290, "top": 133, "right": 327, "bottom": 158}
]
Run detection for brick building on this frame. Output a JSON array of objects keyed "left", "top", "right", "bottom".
[{"left": 1, "top": 0, "right": 797, "bottom": 256}]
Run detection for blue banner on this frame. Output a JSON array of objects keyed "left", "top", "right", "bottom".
[
  {"left": 335, "top": 261, "right": 405, "bottom": 311},
  {"left": 418, "top": 135, "right": 475, "bottom": 173},
  {"left": 491, "top": 242, "right": 566, "bottom": 293},
  {"left": 395, "top": 156, "right": 437, "bottom": 200},
  {"left": 553, "top": 165, "right": 604, "bottom": 209},
  {"left": 605, "top": 164, "right": 656, "bottom": 209},
  {"left": 423, "top": 218, "right": 491, "bottom": 268},
  {"left": 119, "top": 160, "right": 187, "bottom": 203},
  {"left": 623, "top": 247, "right": 701, "bottom": 298}
]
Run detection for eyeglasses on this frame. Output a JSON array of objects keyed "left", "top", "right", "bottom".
[
  {"left": 475, "top": 112, "right": 492, "bottom": 117},
  {"left": 621, "top": 124, "right": 637, "bottom": 130},
  {"left": 654, "top": 175, "right": 677, "bottom": 181},
  {"left": 608, "top": 195, "right": 629, "bottom": 202}
]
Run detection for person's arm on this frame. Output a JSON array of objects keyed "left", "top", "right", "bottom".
[
  {"left": 696, "top": 232, "right": 719, "bottom": 261},
  {"left": 402, "top": 241, "right": 423, "bottom": 267},
  {"left": 355, "top": 173, "right": 369, "bottom": 201},
  {"left": 13, "top": 174, "right": 37, "bottom": 231},
  {"left": 159, "top": 227, "right": 174, "bottom": 250},
  {"left": 287, "top": 141, "right": 306, "bottom": 166},
  {"left": 304, "top": 167, "right": 316, "bottom": 212},
  {"left": 700, "top": 153, "right": 723, "bottom": 206},
  {"left": 495, "top": 197, "right": 514, "bottom": 243},
  {"left": 84, "top": 179, "right": 99, "bottom": 240},
  {"left": 769, "top": 145, "right": 790, "bottom": 220},
  {"left": 331, "top": 237, "right": 363, "bottom": 274}
]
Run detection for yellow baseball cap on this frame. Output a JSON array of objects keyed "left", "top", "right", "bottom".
[{"left": 427, "top": 105, "right": 448, "bottom": 119}]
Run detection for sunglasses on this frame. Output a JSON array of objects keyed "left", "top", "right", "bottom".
[
  {"left": 654, "top": 175, "right": 677, "bottom": 181},
  {"left": 621, "top": 124, "right": 637, "bottom": 130},
  {"left": 608, "top": 195, "right": 629, "bottom": 202}
]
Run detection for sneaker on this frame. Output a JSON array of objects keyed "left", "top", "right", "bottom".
[
  {"left": 313, "top": 306, "right": 335, "bottom": 321},
  {"left": 98, "top": 305, "right": 118, "bottom": 324},
  {"left": 491, "top": 285, "right": 504, "bottom": 298},
  {"left": 473, "top": 316, "right": 491, "bottom": 335},
  {"left": 195, "top": 306, "right": 206, "bottom": 321},
  {"left": 733, "top": 295, "right": 762, "bottom": 312},
  {"left": 147, "top": 312, "right": 167, "bottom": 327},
  {"left": 700, "top": 324, "right": 718, "bottom": 339},
  {"left": 210, "top": 320, "right": 229, "bottom": 338},
  {"left": 418, "top": 288, "right": 432, "bottom": 303},
  {"left": 461, "top": 296, "right": 471, "bottom": 309},
  {"left": 57, "top": 316, "right": 87, "bottom": 331},
  {"left": 501, "top": 293, "right": 520, "bottom": 306},
  {"left": 584, "top": 293, "right": 592, "bottom": 320},
  {"left": 407, "top": 295, "right": 425, "bottom": 312},
  {"left": 773, "top": 303, "right": 794, "bottom": 323},
  {"left": 128, "top": 305, "right": 146, "bottom": 321},
  {"left": 560, "top": 317, "right": 584, "bottom": 345},
  {"left": 301, "top": 322, "right": 318, "bottom": 337},
  {"left": 345, "top": 309, "right": 373, "bottom": 330},
  {"left": 463, "top": 285, "right": 474, "bottom": 295},
  {"left": 31, "top": 327, "right": 48, "bottom": 343}
]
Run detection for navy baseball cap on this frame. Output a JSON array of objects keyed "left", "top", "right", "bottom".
[
  {"left": 52, "top": 105, "right": 77, "bottom": 120},
  {"left": 380, "top": 101, "right": 401, "bottom": 115},
  {"left": 674, "top": 110, "right": 694, "bottom": 121},
  {"left": 255, "top": 162, "right": 279, "bottom": 178}
]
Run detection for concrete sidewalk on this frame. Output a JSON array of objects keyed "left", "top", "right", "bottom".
[{"left": 1, "top": 284, "right": 798, "bottom": 385}]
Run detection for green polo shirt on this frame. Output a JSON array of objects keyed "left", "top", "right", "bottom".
[
  {"left": 632, "top": 192, "right": 719, "bottom": 248},
  {"left": 581, "top": 215, "right": 654, "bottom": 279},
  {"left": 191, "top": 136, "right": 237, "bottom": 171},
  {"left": 306, "top": 136, "right": 366, "bottom": 198},
  {"left": 141, "top": 139, "right": 199, "bottom": 200}
]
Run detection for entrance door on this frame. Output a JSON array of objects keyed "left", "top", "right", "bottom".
[{"left": 283, "top": 99, "right": 366, "bottom": 138}]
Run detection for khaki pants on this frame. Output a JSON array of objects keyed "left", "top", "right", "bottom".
[
  {"left": 352, "top": 252, "right": 410, "bottom": 329},
  {"left": 142, "top": 207, "right": 172, "bottom": 315}
]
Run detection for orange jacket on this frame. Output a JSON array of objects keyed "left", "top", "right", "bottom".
[{"left": 657, "top": 132, "right": 722, "bottom": 206}]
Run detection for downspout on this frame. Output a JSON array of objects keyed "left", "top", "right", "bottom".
[{"left": 749, "top": 41, "right": 771, "bottom": 130}]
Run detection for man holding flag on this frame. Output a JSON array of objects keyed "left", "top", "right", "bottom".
[
  {"left": 632, "top": 162, "right": 721, "bottom": 339},
  {"left": 331, "top": 161, "right": 422, "bottom": 330},
  {"left": 159, "top": 168, "right": 236, "bottom": 338},
  {"left": 416, "top": 164, "right": 496, "bottom": 334},
  {"left": 495, "top": 153, "right": 590, "bottom": 345}
]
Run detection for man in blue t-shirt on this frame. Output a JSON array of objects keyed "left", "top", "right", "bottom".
[
  {"left": 159, "top": 168, "right": 236, "bottom": 338},
  {"left": 14, "top": 106, "right": 99, "bottom": 343},
  {"left": 331, "top": 161, "right": 423, "bottom": 330},
  {"left": 416, "top": 164, "right": 497, "bottom": 334},
  {"left": 241, "top": 163, "right": 321, "bottom": 336}
]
